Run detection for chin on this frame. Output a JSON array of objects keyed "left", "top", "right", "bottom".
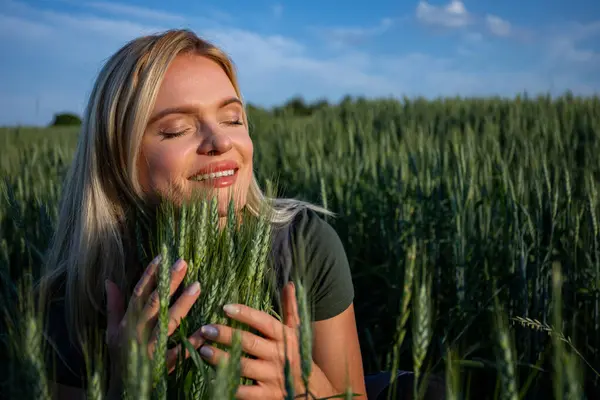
[
  {"left": 214, "top": 188, "right": 247, "bottom": 217},
  {"left": 185, "top": 171, "right": 251, "bottom": 216},
  {"left": 174, "top": 183, "right": 247, "bottom": 216},
  {"left": 151, "top": 174, "right": 251, "bottom": 215}
]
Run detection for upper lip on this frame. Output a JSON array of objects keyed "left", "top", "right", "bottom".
[{"left": 189, "top": 160, "right": 240, "bottom": 179}]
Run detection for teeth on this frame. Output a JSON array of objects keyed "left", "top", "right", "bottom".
[{"left": 191, "top": 169, "right": 235, "bottom": 181}]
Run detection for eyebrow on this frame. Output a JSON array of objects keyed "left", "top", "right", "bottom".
[{"left": 147, "top": 97, "right": 243, "bottom": 125}]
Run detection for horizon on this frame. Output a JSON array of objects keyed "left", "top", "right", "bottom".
[
  {"left": 1, "top": 0, "right": 599, "bottom": 126},
  {"left": 2, "top": 90, "right": 599, "bottom": 129}
]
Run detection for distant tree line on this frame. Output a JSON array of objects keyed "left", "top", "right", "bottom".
[
  {"left": 48, "top": 91, "right": 595, "bottom": 127},
  {"left": 49, "top": 112, "right": 82, "bottom": 126},
  {"left": 49, "top": 96, "right": 347, "bottom": 126},
  {"left": 267, "top": 96, "right": 332, "bottom": 117}
]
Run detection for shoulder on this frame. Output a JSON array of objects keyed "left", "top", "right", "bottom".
[
  {"left": 286, "top": 206, "right": 355, "bottom": 321},
  {"left": 288, "top": 206, "right": 336, "bottom": 241},
  {"left": 288, "top": 207, "right": 348, "bottom": 268}
]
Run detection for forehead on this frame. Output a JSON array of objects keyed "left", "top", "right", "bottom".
[{"left": 153, "top": 53, "right": 238, "bottom": 111}]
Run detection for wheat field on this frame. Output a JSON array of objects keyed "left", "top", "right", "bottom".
[{"left": 1, "top": 94, "right": 600, "bottom": 399}]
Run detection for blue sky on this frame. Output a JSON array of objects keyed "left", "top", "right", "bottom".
[{"left": 0, "top": 0, "right": 599, "bottom": 126}]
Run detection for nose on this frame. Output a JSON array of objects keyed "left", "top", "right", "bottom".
[{"left": 196, "top": 124, "right": 233, "bottom": 156}]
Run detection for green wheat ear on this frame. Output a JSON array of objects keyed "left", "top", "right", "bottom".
[
  {"left": 9, "top": 272, "right": 51, "bottom": 400},
  {"left": 296, "top": 280, "right": 312, "bottom": 389},
  {"left": 137, "top": 184, "right": 278, "bottom": 398},
  {"left": 152, "top": 242, "right": 171, "bottom": 399},
  {"left": 5, "top": 96, "right": 600, "bottom": 400},
  {"left": 412, "top": 254, "right": 432, "bottom": 400}
]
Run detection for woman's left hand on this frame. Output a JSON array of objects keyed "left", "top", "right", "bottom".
[{"left": 198, "top": 281, "right": 310, "bottom": 399}]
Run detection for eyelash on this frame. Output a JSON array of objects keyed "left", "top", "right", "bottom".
[
  {"left": 159, "top": 120, "right": 243, "bottom": 139},
  {"left": 160, "top": 129, "right": 188, "bottom": 139}
]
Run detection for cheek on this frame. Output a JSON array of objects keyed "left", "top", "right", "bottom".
[
  {"left": 238, "top": 134, "right": 254, "bottom": 169},
  {"left": 240, "top": 138, "right": 254, "bottom": 186},
  {"left": 139, "top": 141, "right": 188, "bottom": 192}
]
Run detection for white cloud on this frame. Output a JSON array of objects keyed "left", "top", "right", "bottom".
[
  {"left": 567, "top": 20, "right": 600, "bottom": 42},
  {"left": 0, "top": 13, "right": 54, "bottom": 39},
  {"left": 201, "top": 28, "right": 393, "bottom": 97},
  {"left": 0, "top": 0, "right": 598, "bottom": 126},
  {"left": 549, "top": 37, "right": 600, "bottom": 66},
  {"left": 205, "top": 29, "right": 306, "bottom": 63},
  {"left": 544, "top": 20, "right": 600, "bottom": 67},
  {"left": 41, "top": 10, "right": 166, "bottom": 40},
  {"left": 416, "top": 1, "right": 519, "bottom": 41},
  {"left": 85, "top": 2, "right": 185, "bottom": 22},
  {"left": 2, "top": 0, "right": 167, "bottom": 44},
  {"left": 314, "top": 18, "right": 395, "bottom": 49},
  {"left": 554, "top": 39, "right": 597, "bottom": 63},
  {"left": 486, "top": 15, "right": 511, "bottom": 37},
  {"left": 416, "top": 0, "right": 470, "bottom": 29}
]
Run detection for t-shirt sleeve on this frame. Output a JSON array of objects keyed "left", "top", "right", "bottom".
[{"left": 290, "top": 208, "right": 355, "bottom": 321}]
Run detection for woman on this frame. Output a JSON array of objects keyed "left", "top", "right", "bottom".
[{"left": 39, "top": 29, "right": 367, "bottom": 399}]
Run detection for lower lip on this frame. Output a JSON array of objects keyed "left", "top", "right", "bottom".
[{"left": 190, "top": 169, "right": 239, "bottom": 188}]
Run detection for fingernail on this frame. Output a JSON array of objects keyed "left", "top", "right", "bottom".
[
  {"left": 186, "top": 282, "right": 200, "bottom": 295},
  {"left": 104, "top": 279, "right": 110, "bottom": 293},
  {"left": 172, "top": 258, "right": 185, "bottom": 271},
  {"left": 151, "top": 254, "right": 162, "bottom": 265},
  {"left": 223, "top": 304, "right": 239, "bottom": 315},
  {"left": 200, "top": 345, "right": 213, "bottom": 358},
  {"left": 200, "top": 325, "right": 218, "bottom": 339}
]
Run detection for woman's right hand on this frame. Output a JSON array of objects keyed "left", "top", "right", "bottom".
[{"left": 104, "top": 255, "right": 205, "bottom": 378}]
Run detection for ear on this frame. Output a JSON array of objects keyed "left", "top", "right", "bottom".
[{"left": 282, "top": 281, "right": 300, "bottom": 328}]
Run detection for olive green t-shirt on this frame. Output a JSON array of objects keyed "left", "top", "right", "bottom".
[
  {"left": 43, "top": 206, "right": 355, "bottom": 388},
  {"left": 269, "top": 206, "right": 355, "bottom": 322}
]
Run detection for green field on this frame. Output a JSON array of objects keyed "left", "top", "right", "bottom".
[{"left": 2, "top": 94, "right": 600, "bottom": 399}]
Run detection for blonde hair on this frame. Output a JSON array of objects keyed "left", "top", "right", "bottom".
[{"left": 38, "top": 29, "right": 332, "bottom": 350}]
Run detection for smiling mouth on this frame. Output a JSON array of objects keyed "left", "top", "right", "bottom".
[{"left": 189, "top": 168, "right": 239, "bottom": 182}]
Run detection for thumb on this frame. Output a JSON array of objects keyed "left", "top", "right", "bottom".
[
  {"left": 283, "top": 281, "right": 300, "bottom": 328},
  {"left": 105, "top": 279, "right": 125, "bottom": 335}
]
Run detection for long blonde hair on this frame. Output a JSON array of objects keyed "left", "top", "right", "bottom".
[{"left": 38, "top": 29, "right": 332, "bottom": 350}]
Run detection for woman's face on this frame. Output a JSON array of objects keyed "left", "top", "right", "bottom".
[{"left": 138, "top": 53, "right": 254, "bottom": 216}]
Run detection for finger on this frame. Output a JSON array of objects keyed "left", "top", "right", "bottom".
[
  {"left": 138, "top": 258, "right": 188, "bottom": 329},
  {"left": 105, "top": 279, "right": 125, "bottom": 339},
  {"left": 123, "top": 255, "right": 161, "bottom": 321},
  {"left": 147, "top": 281, "right": 201, "bottom": 352},
  {"left": 199, "top": 344, "right": 279, "bottom": 383},
  {"left": 165, "top": 328, "right": 206, "bottom": 374},
  {"left": 223, "top": 303, "right": 286, "bottom": 341},
  {"left": 199, "top": 323, "right": 276, "bottom": 361},
  {"left": 282, "top": 281, "right": 300, "bottom": 328}
]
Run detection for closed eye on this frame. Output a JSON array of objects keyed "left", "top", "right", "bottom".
[
  {"left": 159, "top": 128, "right": 190, "bottom": 140},
  {"left": 224, "top": 119, "right": 243, "bottom": 126}
]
